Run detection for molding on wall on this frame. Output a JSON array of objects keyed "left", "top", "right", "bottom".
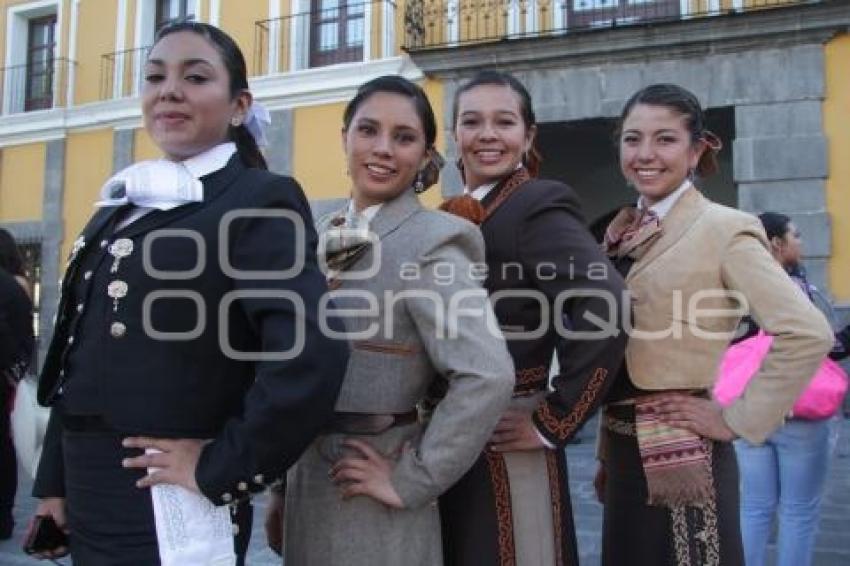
[{"left": 0, "top": 57, "right": 423, "bottom": 147}]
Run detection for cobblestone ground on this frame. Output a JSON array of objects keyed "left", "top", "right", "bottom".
[{"left": 3, "top": 417, "right": 849, "bottom": 565}]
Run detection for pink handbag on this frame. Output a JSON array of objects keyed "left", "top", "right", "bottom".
[{"left": 714, "top": 331, "right": 849, "bottom": 420}]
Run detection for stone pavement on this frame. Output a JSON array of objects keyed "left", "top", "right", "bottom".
[{"left": 3, "top": 417, "right": 849, "bottom": 565}]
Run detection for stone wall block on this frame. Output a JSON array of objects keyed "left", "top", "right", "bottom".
[
  {"left": 733, "top": 135, "right": 827, "bottom": 182},
  {"left": 789, "top": 211, "right": 831, "bottom": 258},
  {"left": 735, "top": 101, "right": 823, "bottom": 138},
  {"left": 112, "top": 129, "right": 135, "bottom": 174},
  {"left": 738, "top": 180, "right": 827, "bottom": 213},
  {"left": 526, "top": 67, "right": 602, "bottom": 122},
  {"left": 266, "top": 109, "right": 294, "bottom": 176}
]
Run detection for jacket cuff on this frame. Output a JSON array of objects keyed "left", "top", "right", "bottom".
[
  {"left": 195, "top": 441, "right": 280, "bottom": 507},
  {"left": 389, "top": 450, "right": 437, "bottom": 510}
]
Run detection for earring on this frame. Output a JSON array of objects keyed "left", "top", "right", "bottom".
[
  {"left": 413, "top": 170, "right": 426, "bottom": 193},
  {"left": 231, "top": 116, "right": 242, "bottom": 127},
  {"left": 687, "top": 167, "right": 695, "bottom": 181}
]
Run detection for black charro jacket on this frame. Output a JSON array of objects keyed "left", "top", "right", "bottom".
[{"left": 33, "top": 154, "right": 348, "bottom": 505}]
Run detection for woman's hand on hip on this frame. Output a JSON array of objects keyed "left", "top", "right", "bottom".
[
  {"left": 121, "top": 437, "right": 208, "bottom": 493},
  {"left": 489, "top": 409, "right": 546, "bottom": 452},
  {"left": 330, "top": 438, "right": 404, "bottom": 509},
  {"left": 650, "top": 394, "right": 737, "bottom": 441}
]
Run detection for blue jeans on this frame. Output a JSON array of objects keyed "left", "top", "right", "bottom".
[{"left": 734, "top": 418, "right": 831, "bottom": 566}]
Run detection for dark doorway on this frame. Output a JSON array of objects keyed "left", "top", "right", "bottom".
[{"left": 537, "top": 107, "right": 736, "bottom": 227}]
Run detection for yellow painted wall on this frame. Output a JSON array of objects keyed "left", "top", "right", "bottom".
[
  {"left": 291, "top": 79, "right": 446, "bottom": 206},
  {"left": 420, "top": 77, "right": 444, "bottom": 209},
  {"left": 292, "top": 101, "right": 349, "bottom": 200},
  {"left": 73, "top": 0, "right": 117, "bottom": 104},
  {"left": 62, "top": 130, "right": 112, "bottom": 259},
  {"left": 824, "top": 34, "right": 850, "bottom": 301},
  {"left": 219, "top": 0, "right": 267, "bottom": 77},
  {"left": 0, "top": 142, "right": 45, "bottom": 221}
]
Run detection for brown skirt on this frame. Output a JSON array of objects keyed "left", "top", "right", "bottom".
[
  {"left": 439, "top": 394, "right": 578, "bottom": 566},
  {"left": 601, "top": 405, "right": 744, "bottom": 566}
]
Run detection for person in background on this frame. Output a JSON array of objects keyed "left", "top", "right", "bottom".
[
  {"left": 734, "top": 211, "right": 849, "bottom": 566},
  {"left": 28, "top": 22, "right": 347, "bottom": 564},
  {"left": 0, "top": 228, "right": 34, "bottom": 540},
  {"left": 439, "top": 70, "right": 628, "bottom": 566},
  {"left": 595, "top": 83, "right": 834, "bottom": 566},
  {"left": 269, "top": 75, "right": 515, "bottom": 566}
]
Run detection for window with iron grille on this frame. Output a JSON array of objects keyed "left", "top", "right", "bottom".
[
  {"left": 156, "top": 0, "right": 196, "bottom": 31},
  {"left": 24, "top": 14, "right": 56, "bottom": 111},
  {"left": 309, "top": 0, "right": 365, "bottom": 68}
]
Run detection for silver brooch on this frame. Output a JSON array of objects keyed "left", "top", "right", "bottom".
[
  {"left": 108, "top": 238, "right": 134, "bottom": 273},
  {"left": 107, "top": 280, "right": 129, "bottom": 312}
]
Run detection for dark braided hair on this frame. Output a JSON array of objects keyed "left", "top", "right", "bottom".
[
  {"left": 616, "top": 83, "right": 720, "bottom": 178},
  {"left": 153, "top": 21, "right": 267, "bottom": 170},
  {"left": 451, "top": 70, "right": 542, "bottom": 177}
]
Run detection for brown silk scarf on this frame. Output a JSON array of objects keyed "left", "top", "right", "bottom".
[
  {"left": 439, "top": 167, "right": 532, "bottom": 225},
  {"left": 603, "top": 206, "right": 663, "bottom": 260}
]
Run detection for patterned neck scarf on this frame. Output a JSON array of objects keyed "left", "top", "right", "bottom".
[
  {"left": 603, "top": 206, "right": 663, "bottom": 260},
  {"left": 318, "top": 204, "right": 374, "bottom": 287}
]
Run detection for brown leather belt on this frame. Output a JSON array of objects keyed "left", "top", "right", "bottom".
[{"left": 324, "top": 410, "right": 419, "bottom": 435}]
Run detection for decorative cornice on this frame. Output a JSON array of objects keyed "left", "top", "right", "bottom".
[
  {"left": 405, "top": 1, "right": 850, "bottom": 78},
  {"left": 0, "top": 56, "right": 423, "bottom": 147}
]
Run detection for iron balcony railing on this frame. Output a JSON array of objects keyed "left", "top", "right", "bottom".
[
  {"left": 254, "top": 0, "right": 397, "bottom": 76},
  {"left": 0, "top": 57, "right": 75, "bottom": 114},
  {"left": 100, "top": 45, "right": 152, "bottom": 100},
  {"left": 404, "top": 0, "right": 821, "bottom": 50}
]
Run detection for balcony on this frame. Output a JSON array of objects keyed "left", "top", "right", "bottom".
[
  {"left": 403, "top": 0, "right": 819, "bottom": 50},
  {"left": 100, "top": 46, "right": 151, "bottom": 100},
  {"left": 0, "top": 57, "right": 75, "bottom": 115},
  {"left": 254, "top": 0, "right": 397, "bottom": 76}
]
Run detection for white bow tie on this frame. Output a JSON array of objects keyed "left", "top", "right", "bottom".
[{"left": 96, "top": 160, "right": 204, "bottom": 211}]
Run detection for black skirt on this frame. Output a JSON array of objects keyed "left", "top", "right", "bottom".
[
  {"left": 63, "top": 426, "right": 160, "bottom": 565},
  {"left": 601, "top": 405, "right": 744, "bottom": 566},
  {"left": 62, "top": 421, "right": 252, "bottom": 566}
]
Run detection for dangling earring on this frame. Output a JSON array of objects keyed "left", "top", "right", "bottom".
[
  {"left": 231, "top": 116, "right": 242, "bottom": 127},
  {"left": 687, "top": 167, "right": 695, "bottom": 182},
  {"left": 413, "top": 170, "right": 426, "bottom": 193}
]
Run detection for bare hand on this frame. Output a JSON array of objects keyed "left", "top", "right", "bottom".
[
  {"left": 330, "top": 439, "right": 403, "bottom": 508},
  {"left": 264, "top": 491, "right": 284, "bottom": 556},
  {"left": 649, "top": 394, "right": 737, "bottom": 442},
  {"left": 489, "top": 409, "right": 546, "bottom": 452},
  {"left": 28, "top": 498, "right": 70, "bottom": 560},
  {"left": 593, "top": 463, "right": 606, "bottom": 504},
  {"left": 121, "top": 437, "right": 208, "bottom": 493}
]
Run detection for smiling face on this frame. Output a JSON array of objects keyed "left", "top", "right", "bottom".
[
  {"left": 343, "top": 91, "right": 430, "bottom": 209},
  {"left": 619, "top": 103, "right": 706, "bottom": 206},
  {"left": 142, "top": 31, "right": 249, "bottom": 161},
  {"left": 454, "top": 84, "right": 536, "bottom": 189}
]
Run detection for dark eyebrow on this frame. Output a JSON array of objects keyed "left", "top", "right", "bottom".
[{"left": 145, "top": 58, "right": 215, "bottom": 69}]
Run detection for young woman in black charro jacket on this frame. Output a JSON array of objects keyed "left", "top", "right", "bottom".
[{"left": 29, "top": 23, "right": 347, "bottom": 565}]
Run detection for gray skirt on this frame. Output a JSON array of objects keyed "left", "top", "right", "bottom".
[{"left": 284, "top": 422, "right": 442, "bottom": 566}]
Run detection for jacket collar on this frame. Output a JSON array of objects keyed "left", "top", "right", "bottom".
[
  {"left": 628, "top": 186, "right": 708, "bottom": 279},
  {"left": 69, "top": 154, "right": 245, "bottom": 261},
  {"left": 366, "top": 188, "right": 423, "bottom": 241}
]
